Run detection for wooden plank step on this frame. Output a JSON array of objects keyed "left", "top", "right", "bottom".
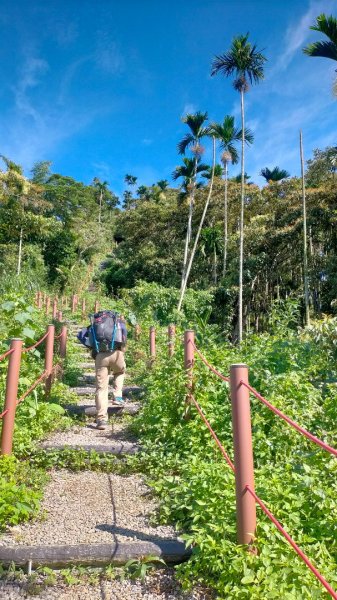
[{"left": 0, "top": 540, "right": 190, "bottom": 568}]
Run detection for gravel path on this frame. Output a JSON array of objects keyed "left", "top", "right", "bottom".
[
  {"left": 39, "top": 421, "right": 139, "bottom": 453},
  {"left": 0, "top": 569, "right": 212, "bottom": 599},
  {"left": 0, "top": 471, "right": 176, "bottom": 547}
]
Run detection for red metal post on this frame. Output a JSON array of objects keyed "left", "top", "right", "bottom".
[
  {"left": 45, "top": 296, "right": 50, "bottom": 315},
  {"left": 149, "top": 326, "right": 156, "bottom": 361},
  {"left": 59, "top": 325, "right": 67, "bottom": 359},
  {"left": 71, "top": 294, "right": 76, "bottom": 313},
  {"left": 168, "top": 324, "right": 175, "bottom": 357},
  {"left": 82, "top": 298, "right": 86, "bottom": 318},
  {"left": 52, "top": 298, "right": 58, "bottom": 319},
  {"left": 230, "top": 364, "right": 256, "bottom": 545},
  {"left": 44, "top": 325, "right": 55, "bottom": 396},
  {"left": 1, "top": 339, "right": 23, "bottom": 455},
  {"left": 58, "top": 311, "right": 63, "bottom": 322},
  {"left": 94, "top": 300, "right": 99, "bottom": 313}
]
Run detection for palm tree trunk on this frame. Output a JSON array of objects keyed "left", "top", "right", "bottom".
[
  {"left": 181, "top": 156, "right": 198, "bottom": 291},
  {"left": 17, "top": 227, "right": 23, "bottom": 276},
  {"left": 300, "top": 130, "right": 310, "bottom": 326},
  {"left": 214, "top": 246, "right": 217, "bottom": 285},
  {"left": 238, "top": 89, "right": 245, "bottom": 343},
  {"left": 99, "top": 190, "right": 103, "bottom": 225},
  {"left": 223, "top": 161, "right": 228, "bottom": 277},
  {"left": 178, "top": 138, "right": 216, "bottom": 311}
]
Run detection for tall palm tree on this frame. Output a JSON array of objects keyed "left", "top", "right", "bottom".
[
  {"left": 177, "top": 111, "right": 210, "bottom": 290},
  {"left": 210, "top": 115, "right": 254, "bottom": 276},
  {"left": 93, "top": 177, "right": 109, "bottom": 225},
  {"left": 172, "top": 158, "right": 209, "bottom": 194},
  {"left": 303, "top": 14, "right": 337, "bottom": 92},
  {"left": 124, "top": 174, "right": 138, "bottom": 187},
  {"left": 260, "top": 166, "right": 290, "bottom": 184},
  {"left": 203, "top": 164, "right": 223, "bottom": 179},
  {"left": 211, "top": 34, "right": 266, "bottom": 343}
]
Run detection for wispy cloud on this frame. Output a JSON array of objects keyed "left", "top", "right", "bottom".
[
  {"left": 13, "top": 57, "right": 49, "bottom": 124},
  {"left": 276, "top": 0, "right": 335, "bottom": 71}
]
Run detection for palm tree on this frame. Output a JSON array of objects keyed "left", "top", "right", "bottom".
[
  {"left": 211, "top": 34, "right": 266, "bottom": 343},
  {"left": 172, "top": 158, "right": 209, "bottom": 192},
  {"left": 260, "top": 166, "right": 290, "bottom": 184},
  {"left": 303, "top": 14, "right": 337, "bottom": 92},
  {"left": 93, "top": 177, "right": 109, "bottom": 225},
  {"left": 156, "top": 179, "right": 169, "bottom": 191},
  {"left": 210, "top": 115, "right": 254, "bottom": 276},
  {"left": 203, "top": 164, "right": 223, "bottom": 179},
  {"left": 124, "top": 174, "right": 138, "bottom": 187},
  {"left": 232, "top": 172, "right": 253, "bottom": 184},
  {"left": 177, "top": 111, "right": 210, "bottom": 290}
]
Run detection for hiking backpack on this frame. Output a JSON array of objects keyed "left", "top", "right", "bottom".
[{"left": 89, "top": 310, "right": 125, "bottom": 352}]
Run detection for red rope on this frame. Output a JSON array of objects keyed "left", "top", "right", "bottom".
[
  {"left": 190, "top": 395, "right": 235, "bottom": 471},
  {"left": 245, "top": 485, "right": 337, "bottom": 599},
  {"left": 0, "top": 348, "right": 14, "bottom": 361},
  {"left": 17, "top": 371, "right": 48, "bottom": 404},
  {"left": 22, "top": 331, "right": 50, "bottom": 353},
  {"left": 192, "top": 343, "right": 230, "bottom": 383},
  {"left": 241, "top": 381, "right": 337, "bottom": 458},
  {"left": 54, "top": 331, "right": 63, "bottom": 339},
  {"left": 0, "top": 409, "right": 9, "bottom": 419}
]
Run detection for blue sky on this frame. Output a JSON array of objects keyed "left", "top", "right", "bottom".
[{"left": 0, "top": 0, "right": 336, "bottom": 197}]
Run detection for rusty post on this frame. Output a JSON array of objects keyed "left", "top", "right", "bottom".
[
  {"left": 59, "top": 325, "right": 67, "bottom": 360},
  {"left": 94, "top": 300, "right": 99, "bottom": 313},
  {"left": 52, "top": 298, "right": 58, "bottom": 319},
  {"left": 44, "top": 325, "right": 55, "bottom": 396},
  {"left": 57, "top": 311, "right": 62, "bottom": 322},
  {"left": 1, "top": 339, "right": 23, "bottom": 455},
  {"left": 135, "top": 324, "right": 141, "bottom": 341},
  {"left": 149, "top": 326, "right": 156, "bottom": 362},
  {"left": 168, "top": 324, "right": 175, "bottom": 357},
  {"left": 45, "top": 296, "right": 50, "bottom": 316},
  {"left": 230, "top": 364, "right": 256, "bottom": 545},
  {"left": 71, "top": 294, "right": 77, "bottom": 313},
  {"left": 82, "top": 298, "right": 86, "bottom": 318}
]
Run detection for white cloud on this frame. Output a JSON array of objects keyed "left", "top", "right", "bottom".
[{"left": 276, "top": 0, "right": 336, "bottom": 71}]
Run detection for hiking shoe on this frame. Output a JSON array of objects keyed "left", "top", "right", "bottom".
[
  {"left": 112, "top": 397, "right": 125, "bottom": 406},
  {"left": 96, "top": 419, "right": 109, "bottom": 430}
]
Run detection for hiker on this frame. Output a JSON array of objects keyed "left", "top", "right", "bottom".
[{"left": 78, "top": 310, "right": 127, "bottom": 430}]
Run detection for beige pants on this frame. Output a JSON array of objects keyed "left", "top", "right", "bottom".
[{"left": 95, "top": 350, "right": 126, "bottom": 419}]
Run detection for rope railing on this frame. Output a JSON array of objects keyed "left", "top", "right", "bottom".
[
  {"left": 245, "top": 485, "right": 337, "bottom": 600},
  {"left": 0, "top": 317, "right": 68, "bottom": 456},
  {"left": 17, "top": 371, "right": 48, "bottom": 405},
  {"left": 0, "top": 348, "right": 14, "bottom": 362},
  {"left": 169, "top": 328, "right": 337, "bottom": 599},
  {"left": 21, "top": 330, "right": 50, "bottom": 353},
  {"left": 192, "top": 341, "right": 230, "bottom": 382},
  {"left": 241, "top": 380, "right": 337, "bottom": 458},
  {"left": 190, "top": 394, "right": 235, "bottom": 471}
]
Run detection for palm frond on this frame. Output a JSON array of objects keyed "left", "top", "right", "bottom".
[
  {"left": 303, "top": 40, "right": 337, "bottom": 60},
  {"left": 310, "top": 14, "right": 337, "bottom": 45},
  {"left": 177, "top": 133, "right": 195, "bottom": 155}
]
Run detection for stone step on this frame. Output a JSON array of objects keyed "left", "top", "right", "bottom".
[
  {"left": 65, "top": 403, "right": 140, "bottom": 417},
  {"left": 41, "top": 442, "right": 139, "bottom": 455},
  {"left": 72, "top": 385, "right": 142, "bottom": 397},
  {"left": 0, "top": 540, "right": 190, "bottom": 568}
]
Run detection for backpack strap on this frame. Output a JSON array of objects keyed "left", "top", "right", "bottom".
[
  {"left": 89, "top": 315, "right": 99, "bottom": 352},
  {"left": 110, "top": 312, "right": 119, "bottom": 351}
]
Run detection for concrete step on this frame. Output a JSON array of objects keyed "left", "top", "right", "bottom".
[
  {"left": 0, "top": 540, "right": 190, "bottom": 568},
  {"left": 65, "top": 403, "right": 140, "bottom": 417}
]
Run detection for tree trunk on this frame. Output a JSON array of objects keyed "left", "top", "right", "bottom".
[
  {"left": 300, "top": 130, "right": 310, "bottom": 326},
  {"left": 223, "top": 161, "right": 228, "bottom": 277},
  {"left": 17, "top": 227, "right": 23, "bottom": 276},
  {"left": 180, "top": 157, "right": 198, "bottom": 291},
  {"left": 99, "top": 190, "right": 103, "bottom": 225},
  {"left": 178, "top": 138, "right": 216, "bottom": 312},
  {"left": 238, "top": 89, "right": 245, "bottom": 343},
  {"left": 214, "top": 246, "right": 217, "bottom": 285}
]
